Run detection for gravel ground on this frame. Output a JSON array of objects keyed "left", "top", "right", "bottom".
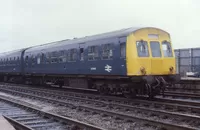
[
  {"left": 156, "top": 95, "right": 200, "bottom": 102},
  {"left": 0, "top": 91, "right": 158, "bottom": 130},
  {"left": 1, "top": 86, "right": 200, "bottom": 129}
]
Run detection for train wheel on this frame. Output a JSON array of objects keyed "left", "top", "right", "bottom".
[
  {"left": 123, "top": 88, "right": 136, "bottom": 98},
  {"left": 98, "top": 85, "right": 109, "bottom": 95},
  {"left": 146, "top": 84, "right": 155, "bottom": 99}
]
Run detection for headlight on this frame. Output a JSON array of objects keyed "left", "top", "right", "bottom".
[
  {"left": 169, "top": 66, "right": 174, "bottom": 72},
  {"left": 140, "top": 67, "right": 146, "bottom": 75}
]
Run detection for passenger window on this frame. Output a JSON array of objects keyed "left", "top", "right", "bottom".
[
  {"left": 150, "top": 41, "right": 161, "bottom": 57},
  {"left": 59, "top": 50, "right": 67, "bottom": 63},
  {"left": 37, "top": 54, "right": 41, "bottom": 64},
  {"left": 41, "top": 53, "right": 45, "bottom": 64},
  {"left": 80, "top": 48, "right": 84, "bottom": 61},
  {"left": 120, "top": 43, "right": 126, "bottom": 58},
  {"left": 102, "top": 44, "right": 113, "bottom": 60},
  {"left": 8, "top": 58, "right": 11, "bottom": 65},
  {"left": 136, "top": 41, "right": 149, "bottom": 57},
  {"left": 25, "top": 56, "right": 29, "bottom": 66},
  {"left": 46, "top": 52, "right": 50, "bottom": 64},
  {"left": 88, "top": 46, "right": 98, "bottom": 61},
  {"left": 13, "top": 57, "right": 15, "bottom": 65},
  {"left": 68, "top": 49, "right": 77, "bottom": 61},
  {"left": 31, "top": 55, "right": 35, "bottom": 65},
  {"left": 51, "top": 51, "right": 58, "bottom": 63}
]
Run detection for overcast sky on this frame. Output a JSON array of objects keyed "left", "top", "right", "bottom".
[{"left": 0, "top": 0, "right": 199, "bottom": 52}]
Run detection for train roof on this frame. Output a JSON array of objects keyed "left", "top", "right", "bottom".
[
  {"left": 0, "top": 48, "right": 26, "bottom": 58},
  {"left": 25, "top": 27, "right": 170, "bottom": 53}
]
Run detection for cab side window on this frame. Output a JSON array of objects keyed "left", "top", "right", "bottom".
[{"left": 120, "top": 43, "right": 126, "bottom": 58}]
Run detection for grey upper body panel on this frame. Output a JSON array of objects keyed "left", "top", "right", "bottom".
[{"left": 24, "top": 27, "right": 142, "bottom": 55}]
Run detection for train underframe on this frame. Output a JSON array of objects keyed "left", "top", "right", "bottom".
[{"left": 0, "top": 73, "right": 180, "bottom": 99}]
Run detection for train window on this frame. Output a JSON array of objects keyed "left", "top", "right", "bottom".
[
  {"left": 63, "top": 50, "right": 67, "bottom": 62},
  {"left": 37, "top": 54, "right": 41, "bottom": 64},
  {"left": 120, "top": 43, "right": 126, "bottom": 58},
  {"left": 162, "top": 41, "right": 173, "bottom": 57},
  {"left": 51, "top": 51, "right": 59, "bottom": 63},
  {"left": 31, "top": 55, "right": 35, "bottom": 65},
  {"left": 88, "top": 46, "right": 98, "bottom": 61},
  {"left": 150, "top": 41, "right": 161, "bottom": 57},
  {"left": 8, "top": 58, "right": 11, "bottom": 65},
  {"left": 40, "top": 53, "right": 45, "bottom": 64},
  {"left": 25, "top": 56, "right": 28, "bottom": 66},
  {"left": 102, "top": 44, "right": 113, "bottom": 60},
  {"left": 6, "top": 58, "right": 8, "bottom": 65},
  {"left": 17, "top": 57, "right": 19, "bottom": 65},
  {"left": 10, "top": 58, "right": 12, "bottom": 66},
  {"left": 80, "top": 48, "right": 84, "bottom": 61},
  {"left": 45, "top": 53, "right": 50, "bottom": 64},
  {"left": 136, "top": 41, "right": 149, "bottom": 57},
  {"left": 58, "top": 50, "right": 67, "bottom": 63},
  {"left": 68, "top": 49, "right": 77, "bottom": 62}
]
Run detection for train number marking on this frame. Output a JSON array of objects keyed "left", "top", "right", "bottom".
[
  {"left": 105, "top": 65, "right": 112, "bottom": 72},
  {"left": 91, "top": 67, "right": 96, "bottom": 70}
]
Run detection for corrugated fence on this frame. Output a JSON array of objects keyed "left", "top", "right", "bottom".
[{"left": 175, "top": 48, "right": 200, "bottom": 76}]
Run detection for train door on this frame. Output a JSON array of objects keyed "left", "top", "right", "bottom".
[
  {"left": 119, "top": 37, "right": 127, "bottom": 75},
  {"left": 79, "top": 43, "right": 86, "bottom": 73},
  {"left": 149, "top": 41, "right": 163, "bottom": 74}
]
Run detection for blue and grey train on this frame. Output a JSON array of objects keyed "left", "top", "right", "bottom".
[{"left": 0, "top": 27, "right": 180, "bottom": 98}]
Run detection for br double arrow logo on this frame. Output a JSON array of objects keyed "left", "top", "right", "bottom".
[{"left": 105, "top": 64, "right": 112, "bottom": 72}]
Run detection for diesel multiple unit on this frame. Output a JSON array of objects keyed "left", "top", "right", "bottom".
[{"left": 0, "top": 27, "right": 180, "bottom": 98}]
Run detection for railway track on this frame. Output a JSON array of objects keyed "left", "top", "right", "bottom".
[
  {"left": 161, "top": 91, "right": 200, "bottom": 100},
  {"left": 167, "top": 87, "right": 200, "bottom": 92},
  {"left": 0, "top": 84, "right": 199, "bottom": 130},
  {"left": 0, "top": 95, "right": 103, "bottom": 130}
]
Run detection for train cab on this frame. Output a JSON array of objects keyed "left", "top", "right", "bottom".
[{"left": 126, "top": 28, "right": 177, "bottom": 78}]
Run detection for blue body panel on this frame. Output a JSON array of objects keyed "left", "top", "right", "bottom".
[
  {"left": 0, "top": 49, "right": 26, "bottom": 74},
  {"left": 23, "top": 27, "right": 140, "bottom": 76},
  {"left": 24, "top": 37, "right": 127, "bottom": 76},
  {"left": 0, "top": 27, "right": 164, "bottom": 77}
]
